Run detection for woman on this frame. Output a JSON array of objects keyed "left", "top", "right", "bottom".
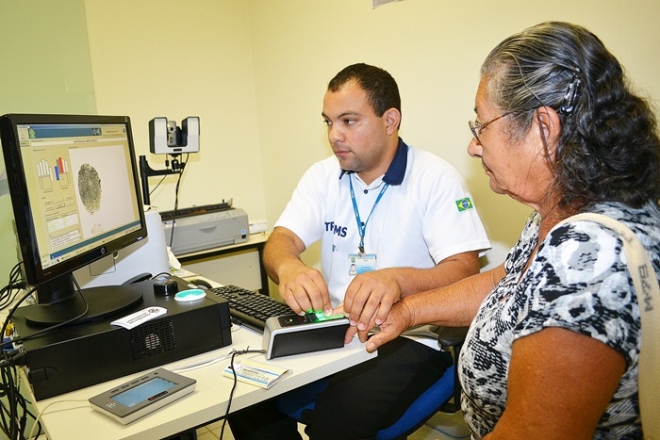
[{"left": 360, "top": 22, "right": 660, "bottom": 439}]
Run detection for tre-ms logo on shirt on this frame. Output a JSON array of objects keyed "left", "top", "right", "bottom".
[{"left": 325, "top": 221, "right": 347, "bottom": 237}]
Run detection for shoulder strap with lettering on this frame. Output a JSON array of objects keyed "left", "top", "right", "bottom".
[{"left": 557, "top": 213, "right": 659, "bottom": 439}]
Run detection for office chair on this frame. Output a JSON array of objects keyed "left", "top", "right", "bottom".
[{"left": 276, "top": 326, "right": 467, "bottom": 440}]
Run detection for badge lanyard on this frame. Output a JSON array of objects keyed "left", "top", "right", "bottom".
[{"left": 349, "top": 174, "right": 389, "bottom": 255}]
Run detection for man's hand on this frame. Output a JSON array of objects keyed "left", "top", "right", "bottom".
[
  {"left": 277, "top": 264, "right": 332, "bottom": 316},
  {"left": 342, "top": 269, "right": 402, "bottom": 341},
  {"left": 342, "top": 252, "right": 481, "bottom": 342},
  {"left": 264, "top": 227, "right": 333, "bottom": 316},
  {"left": 364, "top": 301, "right": 413, "bottom": 352}
]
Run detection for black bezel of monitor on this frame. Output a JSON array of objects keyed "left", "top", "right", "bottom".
[{"left": 0, "top": 113, "right": 147, "bottom": 326}]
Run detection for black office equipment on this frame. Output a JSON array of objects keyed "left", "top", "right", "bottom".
[
  {"left": 262, "top": 314, "right": 350, "bottom": 359},
  {"left": 209, "top": 285, "right": 292, "bottom": 332},
  {"left": 210, "top": 285, "right": 350, "bottom": 359},
  {"left": 0, "top": 114, "right": 148, "bottom": 326},
  {"left": 13, "top": 277, "right": 232, "bottom": 401},
  {"left": 159, "top": 201, "right": 232, "bottom": 221}
]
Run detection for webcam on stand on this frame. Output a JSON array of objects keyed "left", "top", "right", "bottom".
[
  {"left": 139, "top": 117, "right": 200, "bottom": 206},
  {"left": 149, "top": 117, "right": 200, "bottom": 155}
]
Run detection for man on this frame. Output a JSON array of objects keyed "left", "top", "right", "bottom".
[{"left": 228, "top": 63, "right": 490, "bottom": 439}]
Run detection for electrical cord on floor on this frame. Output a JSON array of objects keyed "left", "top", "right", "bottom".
[{"left": 219, "top": 348, "right": 266, "bottom": 440}]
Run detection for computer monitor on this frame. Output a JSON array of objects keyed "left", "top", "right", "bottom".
[{"left": 0, "top": 114, "right": 147, "bottom": 326}]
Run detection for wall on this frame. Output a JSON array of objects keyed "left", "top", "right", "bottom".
[
  {"left": 248, "top": 0, "right": 660, "bottom": 268},
  {"left": 0, "top": 0, "right": 96, "bottom": 280},
  {"left": 1, "top": 0, "right": 659, "bottom": 284},
  {"left": 83, "top": 0, "right": 266, "bottom": 224}
]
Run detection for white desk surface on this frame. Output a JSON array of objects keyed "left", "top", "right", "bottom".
[{"left": 28, "top": 325, "right": 376, "bottom": 440}]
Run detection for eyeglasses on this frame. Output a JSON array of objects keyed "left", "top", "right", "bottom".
[{"left": 468, "top": 112, "right": 515, "bottom": 145}]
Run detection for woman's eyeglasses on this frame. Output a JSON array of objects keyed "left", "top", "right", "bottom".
[{"left": 468, "top": 112, "right": 515, "bottom": 144}]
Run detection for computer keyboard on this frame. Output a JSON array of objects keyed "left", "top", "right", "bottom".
[{"left": 209, "top": 284, "right": 293, "bottom": 332}]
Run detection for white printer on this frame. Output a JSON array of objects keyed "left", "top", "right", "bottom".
[{"left": 160, "top": 203, "right": 249, "bottom": 255}]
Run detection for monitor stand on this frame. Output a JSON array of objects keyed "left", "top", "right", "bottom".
[{"left": 22, "top": 277, "right": 143, "bottom": 326}]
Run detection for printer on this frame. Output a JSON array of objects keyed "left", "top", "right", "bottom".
[{"left": 160, "top": 203, "right": 249, "bottom": 255}]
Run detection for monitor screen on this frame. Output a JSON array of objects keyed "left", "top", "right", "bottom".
[{"left": 0, "top": 114, "right": 147, "bottom": 326}]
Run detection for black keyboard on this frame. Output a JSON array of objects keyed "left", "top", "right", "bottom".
[{"left": 210, "top": 284, "right": 293, "bottom": 332}]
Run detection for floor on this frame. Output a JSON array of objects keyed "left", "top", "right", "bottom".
[
  {"left": 195, "top": 409, "right": 471, "bottom": 440},
  {"left": 408, "top": 410, "right": 471, "bottom": 440}
]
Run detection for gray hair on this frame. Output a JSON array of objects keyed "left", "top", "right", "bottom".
[{"left": 481, "top": 21, "right": 660, "bottom": 209}]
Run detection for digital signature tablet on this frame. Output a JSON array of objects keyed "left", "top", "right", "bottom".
[{"left": 89, "top": 368, "right": 196, "bottom": 424}]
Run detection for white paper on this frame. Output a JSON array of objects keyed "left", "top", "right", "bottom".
[
  {"left": 111, "top": 306, "right": 168, "bottom": 330},
  {"left": 223, "top": 359, "right": 292, "bottom": 389}
]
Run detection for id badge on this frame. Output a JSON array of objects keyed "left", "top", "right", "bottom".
[{"left": 348, "top": 253, "right": 376, "bottom": 275}]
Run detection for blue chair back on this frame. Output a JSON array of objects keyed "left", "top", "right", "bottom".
[
  {"left": 376, "top": 364, "right": 455, "bottom": 439},
  {"left": 276, "top": 364, "right": 456, "bottom": 440}
]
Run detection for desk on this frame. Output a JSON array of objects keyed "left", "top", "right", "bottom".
[
  {"left": 27, "top": 325, "right": 375, "bottom": 440},
  {"left": 177, "top": 232, "right": 271, "bottom": 296}
]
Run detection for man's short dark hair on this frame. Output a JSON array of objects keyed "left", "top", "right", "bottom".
[{"left": 328, "top": 63, "right": 401, "bottom": 119}]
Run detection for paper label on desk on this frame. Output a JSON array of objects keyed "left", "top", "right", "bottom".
[
  {"left": 111, "top": 306, "right": 168, "bottom": 330},
  {"left": 223, "top": 359, "right": 292, "bottom": 389}
]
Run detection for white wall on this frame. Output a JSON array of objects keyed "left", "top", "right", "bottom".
[
  {"left": 0, "top": 0, "right": 96, "bottom": 280},
  {"left": 248, "top": 0, "right": 660, "bottom": 267},
  {"left": 2, "top": 0, "right": 659, "bottom": 281},
  {"left": 84, "top": 0, "right": 267, "bottom": 222}
]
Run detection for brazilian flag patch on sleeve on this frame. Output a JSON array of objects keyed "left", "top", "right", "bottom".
[{"left": 455, "top": 197, "right": 474, "bottom": 212}]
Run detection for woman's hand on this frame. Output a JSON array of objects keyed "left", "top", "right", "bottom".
[{"left": 362, "top": 300, "right": 414, "bottom": 352}]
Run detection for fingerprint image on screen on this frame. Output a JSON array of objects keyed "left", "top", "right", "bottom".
[{"left": 78, "top": 163, "right": 102, "bottom": 214}]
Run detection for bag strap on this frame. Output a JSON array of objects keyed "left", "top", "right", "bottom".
[{"left": 558, "top": 213, "right": 659, "bottom": 439}]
